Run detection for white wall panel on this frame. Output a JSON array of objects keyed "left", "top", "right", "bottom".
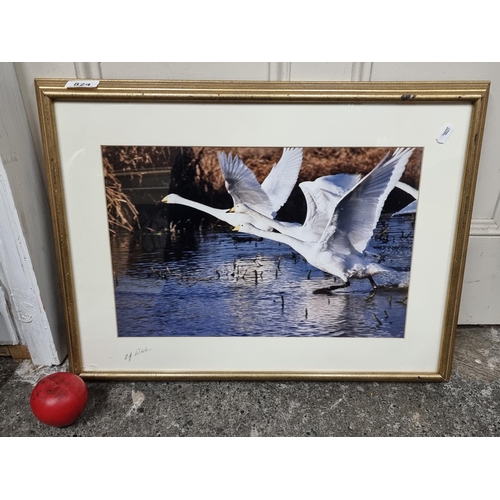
[
  {"left": 289, "top": 62, "right": 353, "bottom": 81},
  {"left": 14, "top": 62, "right": 77, "bottom": 174},
  {"left": 459, "top": 237, "right": 500, "bottom": 324},
  {"left": 99, "top": 62, "right": 271, "bottom": 81}
]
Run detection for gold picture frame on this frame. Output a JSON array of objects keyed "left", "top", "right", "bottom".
[{"left": 35, "top": 79, "right": 489, "bottom": 381}]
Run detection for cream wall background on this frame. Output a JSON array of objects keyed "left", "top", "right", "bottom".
[{"left": 2, "top": 62, "right": 499, "bottom": 364}]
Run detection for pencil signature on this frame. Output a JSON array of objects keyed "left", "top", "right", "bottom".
[{"left": 124, "top": 347, "right": 153, "bottom": 362}]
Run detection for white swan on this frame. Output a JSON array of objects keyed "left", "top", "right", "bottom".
[
  {"left": 217, "top": 148, "right": 303, "bottom": 217},
  {"left": 234, "top": 147, "right": 415, "bottom": 289},
  {"left": 230, "top": 173, "right": 361, "bottom": 241},
  {"left": 162, "top": 148, "right": 303, "bottom": 228}
]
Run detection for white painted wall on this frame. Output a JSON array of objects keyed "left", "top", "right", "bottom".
[
  {"left": 0, "top": 156, "right": 61, "bottom": 363},
  {"left": 0, "top": 63, "right": 65, "bottom": 362},
  {"left": 3, "top": 61, "right": 499, "bottom": 364}
]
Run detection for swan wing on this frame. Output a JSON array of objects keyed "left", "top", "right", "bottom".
[
  {"left": 299, "top": 184, "right": 320, "bottom": 226},
  {"left": 313, "top": 173, "right": 362, "bottom": 194},
  {"left": 300, "top": 174, "right": 361, "bottom": 233},
  {"left": 392, "top": 199, "right": 418, "bottom": 216},
  {"left": 395, "top": 181, "right": 419, "bottom": 199},
  {"left": 260, "top": 148, "right": 303, "bottom": 212},
  {"left": 320, "top": 148, "right": 414, "bottom": 253},
  {"left": 217, "top": 152, "right": 275, "bottom": 217}
]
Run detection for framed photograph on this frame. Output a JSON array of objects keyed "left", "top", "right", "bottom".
[{"left": 35, "top": 79, "right": 489, "bottom": 381}]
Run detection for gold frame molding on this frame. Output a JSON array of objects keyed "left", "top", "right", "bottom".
[{"left": 35, "top": 79, "right": 490, "bottom": 381}]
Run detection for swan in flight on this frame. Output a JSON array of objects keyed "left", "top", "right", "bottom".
[
  {"left": 233, "top": 147, "right": 415, "bottom": 290},
  {"left": 161, "top": 148, "right": 303, "bottom": 228},
  {"left": 230, "top": 173, "right": 361, "bottom": 241},
  {"left": 218, "top": 148, "right": 303, "bottom": 218}
]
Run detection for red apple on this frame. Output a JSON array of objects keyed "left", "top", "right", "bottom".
[{"left": 30, "top": 372, "right": 88, "bottom": 427}]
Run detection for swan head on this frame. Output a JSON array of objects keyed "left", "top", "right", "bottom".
[
  {"left": 232, "top": 222, "right": 257, "bottom": 234},
  {"left": 161, "top": 193, "right": 181, "bottom": 204},
  {"left": 232, "top": 223, "right": 252, "bottom": 232},
  {"left": 228, "top": 204, "right": 246, "bottom": 214}
]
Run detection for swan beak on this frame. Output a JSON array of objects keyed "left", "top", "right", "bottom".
[
  {"left": 161, "top": 195, "right": 169, "bottom": 203},
  {"left": 232, "top": 225, "right": 241, "bottom": 232},
  {"left": 228, "top": 206, "right": 236, "bottom": 213}
]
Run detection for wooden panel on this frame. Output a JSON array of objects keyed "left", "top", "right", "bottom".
[{"left": 8, "top": 344, "right": 31, "bottom": 360}]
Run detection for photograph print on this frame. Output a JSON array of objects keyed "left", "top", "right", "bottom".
[{"left": 103, "top": 145, "right": 422, "bottom": 339}]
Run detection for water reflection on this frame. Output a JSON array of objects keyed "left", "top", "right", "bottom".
[{"left": 110, "top": 214, "right": 414, "bottom": 338}]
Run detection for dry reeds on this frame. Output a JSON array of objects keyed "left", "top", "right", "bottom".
[
  {"left": 194, "top": 146, "right": 422, "bottom": 196},
  {"left": 102, "top": 156, "right": 139, "bottom": 234},
  {"left": 102, "top": 146, "right": 175, "bottom": 233}
]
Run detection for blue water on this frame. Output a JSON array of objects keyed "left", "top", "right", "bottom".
[{"left": 111, "top": 214, "right": 415, "bottom": 338}]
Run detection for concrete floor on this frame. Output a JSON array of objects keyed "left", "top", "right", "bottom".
[{"left": 1, "top": 325, "right": 499, "bottom": 437}]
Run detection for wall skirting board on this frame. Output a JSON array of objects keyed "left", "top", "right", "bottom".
[
  {"left": 459, "top": 218, "right": 500, "bottom": 324},
  {"left": 470, "top": 218, "right": 500, "bottom": 236}
]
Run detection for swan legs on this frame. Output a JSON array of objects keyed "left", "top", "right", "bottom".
[
  {"left": 368, "top": 276, "right": 378, "bottom": 290},
  {"left": 313, "top": 276, "right": 379, "bottom": 295},
  {"left": 313, "top": 280, "right": 351, "bottom": 295}
]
